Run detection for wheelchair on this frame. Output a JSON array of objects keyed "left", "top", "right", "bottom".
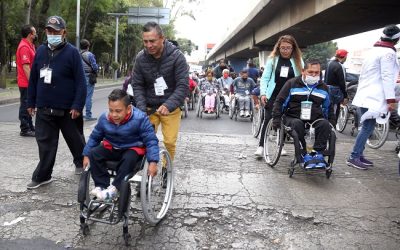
[
  {"left": 77, "top": 149, "right": 174, "bottom": 246},
  {"left": 263, "top": 117, "right": 336, "bottom": 178},
  {"left": 229, "top": 94, "right": 254, "bottom": 121},
  {"left": 196, "top": 90, "right": 220, "bottom": 119},
  {"left": 181, "top": 98, "right": 188, "bottom": 118},
  {"left": 188, "top": 87, "right": 199, "bottom": 111}
]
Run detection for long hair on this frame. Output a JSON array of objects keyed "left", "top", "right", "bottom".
[{"left": 269, "top": 35, "right": 303, "bottom": 74}]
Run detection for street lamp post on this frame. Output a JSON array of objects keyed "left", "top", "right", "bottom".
[{"left": 76, "top": 0, "right": 80, "bottom": 49}]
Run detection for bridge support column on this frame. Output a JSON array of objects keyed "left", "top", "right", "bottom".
[
  {"left": 228, "top": 58, "right": 248, "bottom": 73},
  {"left": 258, "top": 50, "right": 271, "bottom": 68}
]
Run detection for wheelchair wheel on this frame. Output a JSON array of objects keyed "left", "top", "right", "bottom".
[
  {"left": 141, "top": 149, "right": 174, "bottom": 225},
  {"left": 263, "top": 119, "right": 284, "bottom": 167},
  {"left": 184, "top": 100, "right": 188, "bottom": 118},
  {"left": 229, "top": 98, "right": 235, "bottom": 119},
  {"left": 196, "top": 95, "right": 202, "bottom": 117},
  {"left": 252, "top": 107, "right": 264, "bottom": 138},
  {"left": 336, "top": 105, "right": 348, "bottom": 132},
  {"left": 367, "top": 121, "right": 389, "bottom": 149}
]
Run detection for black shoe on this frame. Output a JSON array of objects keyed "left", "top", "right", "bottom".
[
  {"left": 75, "top": 167, "right": 83, "bottom": 175},
  {"left": 20, "top": 130, "right": 35, "bottom": 137},
  {"left": 27, "top": 179, "right": 53, "bottom": 189}
]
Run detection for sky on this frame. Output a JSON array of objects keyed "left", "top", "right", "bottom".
[{"left": 171, "top": 1, "right": 397, "bottom": 63}]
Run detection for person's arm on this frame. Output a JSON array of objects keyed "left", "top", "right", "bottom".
[
  {"left": 260, "top": 58, "right": 274, "bottom": 96},
  {"left": 271, "top": 80, "right": 292, "bottom": 127},
  {"left": 27, "top": 47, "right": 40, "bottom": 115},
  {"left": 82, "top": 118, "right": 105, "bottom": 168},
  {"left": 71, "top": 47, "right": 87, "bottom": 115},
  {"left": 323, "top": 86, "right": 336, "bottom": 126},
  {"left": 162, "top": 53, "right": 189, "bottom": 112},
  {"left": 88, "top": 52, "right": 99, "bottom": 73},
  {"left": 131, "top": 54, "right": 147, "bottom": 112},
  {"left": 336, "top": 63, "right": 348, "bottom": 99},
  {"left": 380, "top": 52, "right": 397, "bottom": 110}
]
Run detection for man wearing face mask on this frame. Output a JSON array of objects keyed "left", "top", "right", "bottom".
[
  {"left": 26, "top": 16, "right": 87, "bottom": 189},
  {"left": 16, "top": 24, "right": 37, "bottom": 137},
  {"left": 213, "top": 59, "right": 228, "bottom": 79},
  {"left": 272, "top": 59, "right": 335, "bottom": 169},
  {"left": 232, "top": 69, "right": 256, "bottom": 117}
]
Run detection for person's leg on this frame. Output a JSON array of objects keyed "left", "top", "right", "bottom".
[
  {"left": 59, "top": 113, "right": 86, "bottom": 169},
  {"left": 160, "top": 108, "right": 181, "bottom": 161},
  {"left": 112, "top": 150, "right": 140, "bottom": 190},
  {"left": 31, "top": 109, "right": 59, "bottom": 182},
  {"left": 285, "top": 116, "right": 306, "bottom": 150},
  {"left": 313, "top": 119, "right": 331, "bottom": 152},
  {"left": 350, "top": 107, "right": 376, "bottom": 159},
  {"left": 238, "top": 96, "right": 245, "bottom": 111},
  {"left": 149, "top": 112, "right": 161, "bottom": 133},
  {"left": 85, "top": 77, "right": 95, "bottom": 118},
  {"left": 19, "top": 87, "right": 33, "bottom": 134},
  {"left": 258, "top": 100, "right": 274, "bottom": 147},
  {"left": 244, "top": 96, "right": 251, "bottom": 111},
  {"left": 210, "top": 94, "right": 216, "bottom": 111},
  {"left": 204, "top": 95, "right": 211, "bottom": 110},
  {"left": 89, "top": 145, "right": 118, "bottom": 189}
]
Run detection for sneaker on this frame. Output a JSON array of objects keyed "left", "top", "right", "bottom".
[
  {"left": 360, "top": 156, "right": 373, "bottom": 166},
  {"left": 99, "top": 185, "right": 118, "bottom": 201},
  {"left": 90, "top": 187, "right": 103, "bottom": 199},
  {"left": 240, "top": 110, "right": 245, "bottom": 117},
  {"left": 346, "top": 157, "right": 368, "bottom": 170},
  {"left": 254, "top": 146, "right": 264, "bottom": 157},
  {"left": 281, "top": 148, "right": 288, "bottom": 156},
  {"left": 245, "top": 111, "right": 250, "bottom": 117},
  {"left": 75, "top": 167, "right": 83, "bottom": 175},
  {"left": 303, "top": 153, "right": 316, "bottom": 169},
  {"left": 20, "top": 130, "right": 35, "bottom": 137},
  {"left": 84, "top": 117, "right": 97, "bottom": 121},
  {"left": 27, "top": 179, "right": 53, "bottom": 189}
]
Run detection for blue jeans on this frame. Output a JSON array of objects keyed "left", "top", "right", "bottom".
[
  {"left": 350, "top": 107, "right": 376, "bottom": 159},
  {"left": 85, "top": 75, "right": 95, "bottom": 118}
]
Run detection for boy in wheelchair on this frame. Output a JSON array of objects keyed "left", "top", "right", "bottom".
[
  {"left": 232, "top": 68, "right": 256, "bottom": 117},
  {"left": 82, "top": 89, "right": 159, "bottom": 201},
  {"left": 272, "top": 59, "right": 336, "bottom": 169}
]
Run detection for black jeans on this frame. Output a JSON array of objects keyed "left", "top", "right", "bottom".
[
  {"left": 258, "top": 98, "right": 275, "bottom": 147},
  {"left": 89, "top": 145, "right": 141, "bottom": 190},
  {"left": 19, "top": 87, "right": 34, "bottom": 132},
  {"left": 31, "top": 108, "right": 85, "bottom": 182},
  {"left": 284, "top": 116, "right": 331, "bottom": 152}
]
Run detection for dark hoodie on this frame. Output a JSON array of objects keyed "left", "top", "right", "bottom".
[{"left": 131, "top": 40, "right": 189, "bottom": 112}]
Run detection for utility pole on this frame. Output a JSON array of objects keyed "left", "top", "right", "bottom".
[
  {"left": 76, "top": 0, "right": 80, "bottom": 49},
  {"left": 26, "top": 0, "right": 32, "bottom": 24}
]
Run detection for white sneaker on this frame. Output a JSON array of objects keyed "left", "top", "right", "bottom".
[
  {"left": 254, "top": 146, "right": 264, "bottom": 157},
  {"left": 281, "top": 148, "right": 288, "bottom": 156},
  {"left": 240, "top": 110, "right": 245, "bottom": 117},
  {"left": 245, "top": 111, "right": 250, "bottom": 117},
  {"left": 90, "top": 187, "right": 103, "bottom": 199},
  {"left": 99, "top": 185, "right": 118, "bottom": 201}
]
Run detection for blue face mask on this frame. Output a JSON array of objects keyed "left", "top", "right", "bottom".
[{"left": 47, "top": 35, "right": 62, "bottom": 46}]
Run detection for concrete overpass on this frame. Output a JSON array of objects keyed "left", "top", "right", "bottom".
[{"left": 206, "top": 0, "right": 400, "bottom": 69}]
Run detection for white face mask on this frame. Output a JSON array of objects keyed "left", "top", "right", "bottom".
[{"left": 303, "top": 75, "right": 320, "bottom": 85}]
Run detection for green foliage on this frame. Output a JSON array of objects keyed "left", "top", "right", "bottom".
[
  {"left": 302, "top": 41, "right": 337, "bottom": 70},
  {"left": 111, "top": 61, "right": 120, "bottom": 70},
  {"left": 176, "top": 37, "right": 196, "bottom": 55}
]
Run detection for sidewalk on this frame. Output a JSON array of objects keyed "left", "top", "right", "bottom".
[{"left": 0, "top": 78, "right": 124, "bottom": 105}]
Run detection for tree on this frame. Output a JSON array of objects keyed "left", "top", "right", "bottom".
[
  {"left": 176, "top": 38, "right": 196, "bottom": 55},
  {"left": 302, "top": 41, "right": 337, "bottom": 70}
]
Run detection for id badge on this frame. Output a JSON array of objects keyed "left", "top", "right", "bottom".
[
  {"left": 44, "top": 68, "right": 52, "bottom": 84},
  {"left": 300, "top": 101, "right": 312, "bottom": 120},
  {"left": 154, "top": 82, "right": 164, "bottom": 96},
  {"left": 40, "top": 67, "right": 47, "bottom": 78},
  {"left": 156, "top": 76, "right": 168, "bottom": 90},
  {"left": 280, "top": 66, "right": 289, "bottom": 78},
  {"left": 245, "top": 90, "right": 250, "bottom": 95}
]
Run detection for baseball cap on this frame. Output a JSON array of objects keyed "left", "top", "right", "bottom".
[
  {"left": 45, "top": 16, "right": 66, "bottom": 31},
  {"left": 335, "top": 49, "right": 348, "bottom": 58}
]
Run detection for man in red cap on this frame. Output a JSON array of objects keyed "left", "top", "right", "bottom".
[{"left": 324, "top": 48, "right": 348, "bottom": 124}]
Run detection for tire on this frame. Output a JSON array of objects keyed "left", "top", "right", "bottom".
[
  {"left": 184, "top": 100, "right": 188, "bottom": 118},
  {"left": 263, "top": 119, "right": 284, "bottom": 167},
  {"left": 336, "top": 105, "right": 349, "bottom": 132},
  {"left": 367, "top": 121, "right": 389, "bottom": 149},
  {"left": 252, "top": 107, "right": 263, "bottom": 138},
  {"left": 196, "top": 95, "right": 202, "bottom": 117},
  {"left": 141, "top": 149, "right": 174, "bottom": 225},
  {"left": 229, "top": 98, "right": 235, "bottom": 119}
]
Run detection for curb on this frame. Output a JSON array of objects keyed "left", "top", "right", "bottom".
[{"left": 0, "top": 82, "right": 123, "bottom": 106}]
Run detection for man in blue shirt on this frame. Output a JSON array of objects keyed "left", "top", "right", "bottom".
[
  {"left": 232, "top": 69, "right": 256, "bottom": 117},
  {"left": 80, "top": 39, "right": 99, "bottom": 121},
  {"left": 27, "top": 16, "right": 87, "bottom": 189}
]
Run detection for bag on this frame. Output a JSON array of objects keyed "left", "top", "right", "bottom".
[{"left": 88, "top": 72, "right": 97, "bottom": 84}]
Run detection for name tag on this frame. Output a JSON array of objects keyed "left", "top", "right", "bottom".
[
  {"left": 43, "top": 68, "right": 52, "bottom": 84},
  {"left": 300, "top": 101, "right": 312, "bottom": 120},
  {"left": 280, "top": 66, "right": 289, "bottom": 78}
]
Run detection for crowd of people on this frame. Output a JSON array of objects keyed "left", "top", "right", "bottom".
[{"left": 16, "top": 14, "right": 400, "bottom": 194}]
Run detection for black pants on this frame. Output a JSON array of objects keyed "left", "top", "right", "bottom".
[
  {"left": 19, "top": 87, "right": 34, "bottom": 132},
  {"left": 284, "top": 116, "right": 331, "bottom": 152},
  {"left": 258, "top": 98, "right": 275, "bottom": 147},
  {"left": 89, "top": 145, "right": 141, "bottom": 190},
  {"left": 31, "top": 108, "right": 85, "bottom": 182}
]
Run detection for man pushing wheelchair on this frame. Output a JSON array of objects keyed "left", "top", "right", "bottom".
[{"left": 271, "top": 59, "right": 336, "bottom": 169}]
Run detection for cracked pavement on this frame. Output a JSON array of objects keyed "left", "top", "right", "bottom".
[{"left": 0, "top": 120, "right": 399, "bottom": 249}]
